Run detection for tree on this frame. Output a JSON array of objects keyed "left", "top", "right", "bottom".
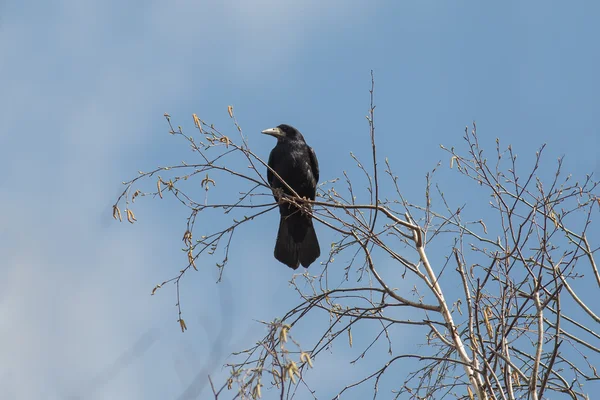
[{"left": 114, "top": 77, "right": 600, "bottom": 399}]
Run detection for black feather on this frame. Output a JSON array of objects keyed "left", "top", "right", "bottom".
[{"left": 263, "top": 124, "right": 320, "bottom": 269}]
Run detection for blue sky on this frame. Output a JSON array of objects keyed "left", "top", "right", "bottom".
[{"left": 1, "top": 1, "right": 599, "bottom": 399}]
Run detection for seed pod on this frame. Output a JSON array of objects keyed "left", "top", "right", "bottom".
[
  {"left": 179, "top": 318, "right": 187, "bottom": 332},
  {"left": 280, "top": 324, "right": 290, "bottom": 343},
  {"left": 126, "top": 209, "right": 137, "bottom": 224},
  {"left": 112, "top": 205, "right": 122, "bottom": 221},
  {"left": 300, "top": 352, "right": 313, "bottom": 368}
]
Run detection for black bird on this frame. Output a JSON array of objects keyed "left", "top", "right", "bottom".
[{"left": 262, "top": 124, "right": 320, "bottom": 269}]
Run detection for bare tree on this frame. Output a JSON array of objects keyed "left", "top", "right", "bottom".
[{"left": 114, "top": 76, "right": 600, "bottom": 399}]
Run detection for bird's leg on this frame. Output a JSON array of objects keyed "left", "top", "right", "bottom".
[
  {"left": 272, "top": 187, "right": 285, "bottom": 204},
  {"left": 299, "top": 196, "right": 313, "bottom": 216}
]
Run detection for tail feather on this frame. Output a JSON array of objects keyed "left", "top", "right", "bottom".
[
  {"left": 274, "top": 211, "right": 320, "bottom": 270},
  {"left": 284, "top": 209, "right": 309, "bottom": 243},
  {"left": 274, "top": 217, "right": 300, "bottom": 269},
  {"left": 298, "top": 220, "right": 320, "bottom": 268}
]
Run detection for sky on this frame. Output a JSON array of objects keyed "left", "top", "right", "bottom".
[{"left": 1, "top": 1, "right": 599, "bottom": 399}]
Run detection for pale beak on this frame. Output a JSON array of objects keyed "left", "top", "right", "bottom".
[{"left": 261, "top": 127, "right": 284, "bottom": 138}]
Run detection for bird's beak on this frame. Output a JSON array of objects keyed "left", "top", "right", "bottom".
[{"left": 261, "top": 127, "right": 284, "bottom": 138}]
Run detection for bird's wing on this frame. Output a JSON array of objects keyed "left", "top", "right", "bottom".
[
  {"left": 308, "top": 146, "right": 319, "bottom": 183},
  {"left": 267, "top": 150, "right": 275, "bottom": 186}
]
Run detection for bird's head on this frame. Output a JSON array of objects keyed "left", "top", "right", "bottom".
[{"left": 261, "top": 124, "right": 304, "bottom": 141}]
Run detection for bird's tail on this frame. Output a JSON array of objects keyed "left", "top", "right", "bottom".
[
  {"left": 274, "top": 217, "right": 300, "bottom": 269},
  {"left": 298, "top": 219, "right": 320, "bottom": 268},
  {"left": 274, "top": 214, "right": 320, "bottom": 269}
]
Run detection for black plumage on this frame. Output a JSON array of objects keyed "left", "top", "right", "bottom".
[{"left": 262, "top": 124, "right": 320, "bottom": 269}]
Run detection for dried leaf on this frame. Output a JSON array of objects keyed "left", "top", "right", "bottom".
[
  {"left": 151, "top": 284, "right": 162, "bottom": 295},
  {"left": 484, "top": 307, "right": 493, "bottom": 338},
  {"left": 467, "top": 386, "right": 474, "bottom": 400},
  {"left": 131, "top": 190, "right": 141, "bottom": 202},
  {"left": 179, "top": 318, "right": 187, "bottom": 332},
  {"left": 112, "top": 205, "right": 122, "bottom": 222},
  {"left": 188, "top": 250, "right": 197, "bottom": 271},
  {"left": 286, "top": 361, "right": 299, "bottom": 383},
  {"left": 279, "top": 324, "right": 290, "bottom": 343},
  {"left": 512, "top": 370, "right": 521, "bottom": 386},
  {"left": 182, "top": 230, "right": 192, "bottom": 246},
  {"left": 219, "top": 136, "right": 231, "bottom": 148},
  {"left": 126, "top": 209, "right": 137, "bottom": 224},
  {"left": 348, "top": 327, "right": 353, "bottom": 347},
  {"left": 252, "top": 382, "right": 262, "bottom": 399},
  {"left": 157, "top": 178, "right": 163, "bottom": 199},
  {"left": 300, "top": 352, "right": 313, "bottom": 368},
  {"left": 227, "top": 105, "right": 233, "bottom": 118},
  {"left": 272, "top": 368, "right": 281, "bottom": 384}
]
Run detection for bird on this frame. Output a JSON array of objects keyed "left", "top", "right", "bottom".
[{"left": 261, "top": 124, "right": 320, "bottom": 269}]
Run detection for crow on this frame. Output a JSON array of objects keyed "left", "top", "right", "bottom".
[{"left": 262, "top": 124, "right": 320, "bottom": 269}]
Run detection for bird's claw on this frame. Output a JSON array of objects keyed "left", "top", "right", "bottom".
[{"left": 273, "top": 187, "right": 285, "bottom": 203}]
